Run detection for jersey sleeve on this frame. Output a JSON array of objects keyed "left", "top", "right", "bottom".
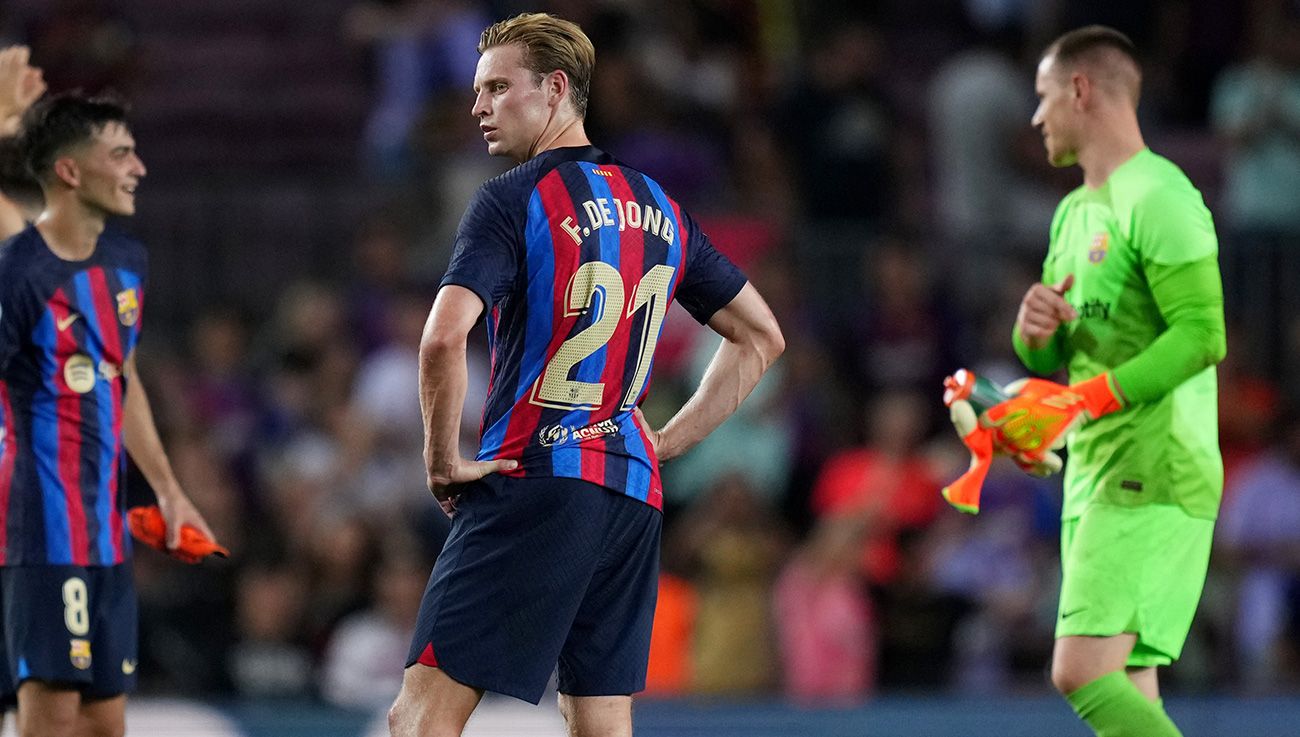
[
  {"left": 1131, "top": 185, "right": 1218, "bottom": 266},
  {"left": 673, "top": 211, "right": 747, "bottom": 324},
  {"left": 0, "top": 273, "right": 37, "bottom": 371},
  {"left": 1110, "top": 255, "right": 1226, "bottom": 404},
  {"left": 439, "top": 181, "right": 521, "bottom": 312}
]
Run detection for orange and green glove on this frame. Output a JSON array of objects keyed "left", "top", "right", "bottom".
[
  {"left": 986, "top": 373, "right": 1125, "bottom": 465},
  {"left": 127, "top": 506, "right": 229, "bottom": 564},
  {"left": 941, "top": 370, "right": 1125, "bottom": 514}
]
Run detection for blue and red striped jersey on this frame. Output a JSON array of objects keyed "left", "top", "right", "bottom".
[
  {"left": 441, "top": 146, "right": 746, "bottom": 510},
  {"left": 0, "top": 225, "right": 145, "bottom": 566}
]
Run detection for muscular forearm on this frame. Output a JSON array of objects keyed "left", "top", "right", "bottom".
[
  {"left": 419, "top": 339, "right": 469, "bottom": 484},
  {"left": 1111, "top": 256, "right": 1226, "bottom": 403},
  {"left": 657, "top": 336, "right": 777, "bottom": 461}
]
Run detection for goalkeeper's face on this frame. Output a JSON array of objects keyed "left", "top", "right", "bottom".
[{"left": 1031, "top": 56, "right": 1080, "bottom": 168}]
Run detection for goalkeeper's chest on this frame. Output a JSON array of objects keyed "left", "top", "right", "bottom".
[{"left": 1048, "top": 208, "right": 1141, "bottom": 306}]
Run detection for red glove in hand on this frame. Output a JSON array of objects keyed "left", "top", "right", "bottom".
[
  {"left": 127, "top": 506, "right": 229, "bottom": 564},
  {"left": 985, "top": 373, "right": 1124, "bottom": 466}
]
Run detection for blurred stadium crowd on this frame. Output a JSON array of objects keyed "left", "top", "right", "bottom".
[{"left": 3, "top": 0, "right": 1300, "bottom": 711}]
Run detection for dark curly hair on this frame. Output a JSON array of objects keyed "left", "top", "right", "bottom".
[{"left": 18, "top": 91, "right": 131, "bottom": 182}]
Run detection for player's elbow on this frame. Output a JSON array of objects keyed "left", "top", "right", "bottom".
[
  {"left": 1204, "top": 329, "right": 1227, "bottom": 368},
  {"left": 1193, "top": 318, "right": 1227, "bottom": 369},
  {"left": 418, "top": 327, "right": 466, "bottom": 361},
  {"left": 754, "top": 316, "right": 785, "bottom": 368}
]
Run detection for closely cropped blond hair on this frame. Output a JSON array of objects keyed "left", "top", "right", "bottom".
[{"left": 479, "top": 13, "right": 595, "bottom": 118}]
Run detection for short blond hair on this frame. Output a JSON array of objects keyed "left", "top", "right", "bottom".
[{"left": 479, "top": 13, "right": 595, "bottom": 118}]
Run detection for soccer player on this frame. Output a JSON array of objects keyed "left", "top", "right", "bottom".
[
  {"left": 387, "top": 13, "right": 784, "bottom": 737},
  {"left": 1015, "top": 26, "right": 1226, "bottom": 736},
  {"left": 0, "top": 93, "right": 219, "bottom": 737}
]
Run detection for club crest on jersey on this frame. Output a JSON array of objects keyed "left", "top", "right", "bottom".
[
  {"left": 63, "top": 354, "right": 96, "bottom": 394},
  {"left": 116, "top": 288, "right": 139, "bottom": 326},
  {"left": 1088, "top": 232, "right": 1109, "bottom": 264},
  {"left": 70, "top": 639, "right": 92, "bottom": 670}
]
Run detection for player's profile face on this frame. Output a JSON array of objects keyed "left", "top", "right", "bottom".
[
  {"left": 1031, "top": 56, "right": 1079, "bottom": 168},
  {"left": 74, "top": 122, "right": 146, "bottom": 217},
  {"left": 472, "top": 44, "right": 554, "bottom": 162}
]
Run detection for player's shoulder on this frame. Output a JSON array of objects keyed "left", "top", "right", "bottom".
[
  {"left": 0, "top": 225, "right": 47, "bottom": 287},
  {"left": 1111, "top": 149, "right": 1203, "bottom": 208}
]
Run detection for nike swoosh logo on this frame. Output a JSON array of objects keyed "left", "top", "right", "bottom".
[
  {"left": 1060, "top": 607, "right": 1088, "bottom": 620},
  {"left": 56, "top": 314, "right": 79, "bottom": 332}
]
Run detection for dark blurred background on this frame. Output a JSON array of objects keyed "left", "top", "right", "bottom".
[{"left": 4, "top": 0, "right": 1300, "bottom": 729}]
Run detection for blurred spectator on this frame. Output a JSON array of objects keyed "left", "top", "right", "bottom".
[
  {"left": 344, "top": 0, "right": 488, "bottom": 178},
  {"left": 643, "top": 572, "right": 698, "bottom": 697},
  {"left": 1217, "top": 406, "right": 1300, "bottom": 691},
  {"left": 320, "top": 540, "right": 430, "bottom": 709},
  {"left": 839, "top": 235, "right": 965, "bottom": 401},
  {"left": 811, "top": 390, "right": 943, "bottom": 588},
  {"left": 228, "top": 565, "right": 315, "bottom": 699},
  {"left": 668, "top": 475, "right": 788, "bottom": 695},
  {"left": 773, "top": 514, "right": 876, "bottom": 703},
  {"left": 926, "top": 463, "right": 1060, "bottom": 692},
  {"left": 927, "top": 12, "right": 1057, "bottom": 274},
  {"left": 1211, "top": 14, "right": 1300, "bottom": 381},
  {"left": 775, "top": 21, "right": 897, "bottom": 222}
]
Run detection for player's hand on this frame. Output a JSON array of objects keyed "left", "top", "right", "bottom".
[
  {"left": 127, "top": 505, "right": 228, "bottom": 563},
  {"left": 632, "top": 407, "right": 667, "bottom": 461},
  {"left": 0, "top": 46, "right": 46, "bottom": 132},
  {"left": 156, "top": 488, "right": 218, "bottom": 551},
  {"left": 426, "top": 456, "right": 518, "bottom": 516},
  {"left": 1016, "top": 274, "right": 1077, "bottom": 349}
]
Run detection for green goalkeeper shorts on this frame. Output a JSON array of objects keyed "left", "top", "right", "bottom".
[{"left": 1057, "top": 503, "right": 1215, "bottom": 667}]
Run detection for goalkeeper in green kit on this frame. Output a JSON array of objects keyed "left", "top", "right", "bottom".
[{"left": 996, "top": 25, "right": 1226, "bottom": 737}]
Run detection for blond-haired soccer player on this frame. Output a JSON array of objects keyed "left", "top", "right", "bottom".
[
  {"left": 387, "top": 13, "right": 783, "bottom": 737},
  {"left": 1014, "top": 26, "right": 1226, "bottom": 737}
]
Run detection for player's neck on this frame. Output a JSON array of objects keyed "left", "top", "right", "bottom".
[
  {"left": 34, "top": 201, "right": 106, "bottom": 261},
  {"left": 525, "top": 117, "right": 590, "bottom": 162},
  {"left": 1079, "top": 113, "right": 1145, "bottom": 189}
]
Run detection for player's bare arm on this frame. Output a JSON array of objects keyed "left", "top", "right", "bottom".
[
  {"left": 641, "top": 282, "right": 784, "bottom": 462},
  {"left": 418, "top": 285, "right": 516, "bottom": 511},
  {"left": 121, "top": 352, "right": 217, "bottom": 549},
  {"left": 1015, "top": 273, "right": 1078, "bottom": 348}
]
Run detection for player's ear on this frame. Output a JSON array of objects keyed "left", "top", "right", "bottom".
[
  {"left": 545, "top": 69, "right": 569, "bottom": 109},
  {"left": 52, "top": 156, "right": 80, "bottom": 188},
  {"left": 1071, "top": 71, "right": 1091, "bottom": 110}
]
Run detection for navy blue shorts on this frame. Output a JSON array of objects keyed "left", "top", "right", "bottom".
[
  {"left": 406, "top": 474, "right": 661, "bottom": 704},
  {"left": 0, "top": 565, "right": 138, "bottom": 699}
]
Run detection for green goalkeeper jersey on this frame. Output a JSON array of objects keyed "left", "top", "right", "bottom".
[{"left": 1026, "top": 148, "right": 1225, "bottom": 521}]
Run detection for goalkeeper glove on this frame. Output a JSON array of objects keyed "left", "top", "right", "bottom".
[
  {"left": 128, "top": 506, "right": 229, "bottom": 564},
  {"left": 941, "top": 370, "right": 1124, "bottom": 513},
  {"left": 986, "top": 373, "right": 1124, "bottom": 466}
]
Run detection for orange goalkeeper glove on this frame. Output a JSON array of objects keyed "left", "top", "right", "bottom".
[
  {"left": 127, "top": 506, "right": 229, "bottom": 564},
  {"left": 941, "top": 370, "right": 1124, "bottom": 513},
  {"left": 986, "top": 373, "right": 1125, "bottom": 466}
]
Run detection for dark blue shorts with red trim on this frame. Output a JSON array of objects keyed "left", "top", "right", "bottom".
[{"left": 406, "top": 474, "right": 661, "bottom": 704}]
